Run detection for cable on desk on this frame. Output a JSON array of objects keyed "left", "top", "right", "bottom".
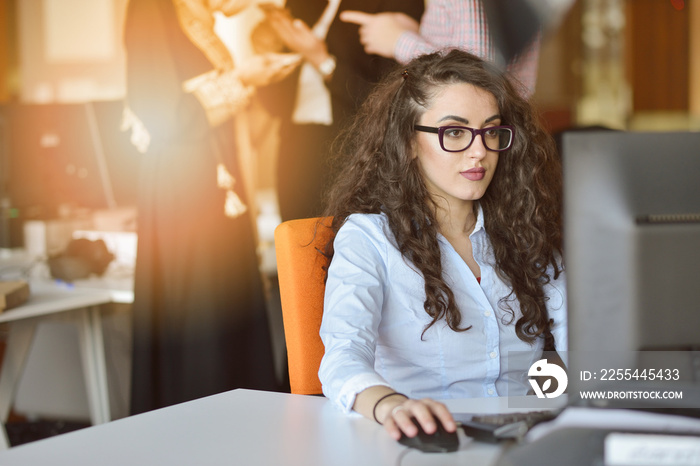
[{"left": 395, "top": 445, "right": 414, "bottom": 466}]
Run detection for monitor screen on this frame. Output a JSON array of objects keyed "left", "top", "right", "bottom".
[
  {"left": 4, "top": 102, "right": 119, "bottom": 219},
  {"left": 562, "top": 130, "right": 700, "bottom": 407}
]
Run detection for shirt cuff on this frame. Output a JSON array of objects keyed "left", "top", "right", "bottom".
[
  {"left": 335, "top": 373, "right": 392, "bottom": 414},
  {"left": 394, "top": 31, "right": 425, "bottom": 65}
]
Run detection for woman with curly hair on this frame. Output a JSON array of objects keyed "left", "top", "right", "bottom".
[{"left": 318, "top": 49, "right": 567, "bottom": 440}]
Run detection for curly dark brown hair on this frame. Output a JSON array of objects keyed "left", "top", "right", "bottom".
[{"left": 321, "top": 49, "right": 563, "bottom": 349}]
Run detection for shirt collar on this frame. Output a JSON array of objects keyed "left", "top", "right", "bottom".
[{"left": 472, "top": 204, "right": 485, "bottom": 236}]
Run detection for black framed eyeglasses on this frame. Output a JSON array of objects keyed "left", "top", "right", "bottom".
[{"left": 414, "top": 125, "right": 515, "bottom": 152}]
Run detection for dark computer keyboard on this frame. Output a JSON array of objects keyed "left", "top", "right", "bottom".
[
  {"left": 456, "top": 410, "right": 560, "bottom": 443},
  {"left": 471, "top": 410, "right": 559, "bottom": 427}
]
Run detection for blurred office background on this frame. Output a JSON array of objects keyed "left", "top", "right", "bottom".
[{"left": 0, "top": 0, "right": 698, "bottom": 443}]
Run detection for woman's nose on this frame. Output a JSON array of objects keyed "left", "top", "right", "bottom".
[{"left": 466, "top": 134, "right": 487, "bottom": 159}]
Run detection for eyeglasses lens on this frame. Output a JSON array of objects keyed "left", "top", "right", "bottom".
[
  {"left": 492, "top": 128, "right": 513, "bottom": 151},
  {"left": 442, "top": 127, "right": 512, "bottom": 151}
]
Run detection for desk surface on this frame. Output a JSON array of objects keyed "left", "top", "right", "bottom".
[
  {"left": 0, "top": 390, "right": 553, "bottom": 466},
  {"left": 0, "top": 280, "right": 114, "bottom": 324}
]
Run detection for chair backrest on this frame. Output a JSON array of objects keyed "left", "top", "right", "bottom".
[{"left": 274, "top": 217, "right": 333, "bottom": 395}]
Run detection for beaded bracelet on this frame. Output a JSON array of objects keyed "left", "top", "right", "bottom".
[{"left": 372, "top": 392, "right": 408, "bottom": 424}]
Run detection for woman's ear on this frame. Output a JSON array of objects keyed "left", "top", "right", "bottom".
[{"left": 409, "top": 138, "right": 419, "bottom": 160}]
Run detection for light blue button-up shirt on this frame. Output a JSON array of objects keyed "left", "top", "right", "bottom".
[{"left": 319, "top": 209, "right": 567, "bottom": 413}]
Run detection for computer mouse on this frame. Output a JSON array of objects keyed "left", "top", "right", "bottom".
[{"left": 398, "top": 417, "right": 459, "bottom": 453}]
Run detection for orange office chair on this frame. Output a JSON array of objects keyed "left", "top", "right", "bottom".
[{"left": 274, "top": 217, "right": 333, "bottom": 395}]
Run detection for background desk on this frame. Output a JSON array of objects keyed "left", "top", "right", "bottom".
[
  {"left": 0, "top": 280, "right": 128, "bottom": 450},
  {"left": 0, "top": 389, "right": 551, "bottom": 466}
]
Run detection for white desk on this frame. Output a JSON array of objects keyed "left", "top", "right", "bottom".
[
  {"left": 0, "top": 389, "right": 556, "bottom": 466},
  {"left": 0, "top": 281, "right": 120, "bottom": 450}
]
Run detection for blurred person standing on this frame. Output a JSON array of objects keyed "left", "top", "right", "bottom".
[
  {"left": 340, "top": 0, "right": 540, "bottom": 98},
  {"left": 257, "top": 0, "right": 424, "bottom": 222},
  {"left": 123, "top": 0, "right": 296, "bottom": 414}
]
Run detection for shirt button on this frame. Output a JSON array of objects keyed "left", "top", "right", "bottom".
[
  {"left": 484, "top": 310, "right": 491, "bottom": 317},
  {"left": 487, "top": 388, "right": 495, "bottom": 395},
  {"left": 489, "top": 351, "right": 497, "bottom": 359}
]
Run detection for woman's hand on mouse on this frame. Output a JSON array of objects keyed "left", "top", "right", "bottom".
[
  {"left": 379, "top": 397, "right": 457, "bottom": 441},
  {"left": 352, "top": 386, "right": 456, "bottom": 440}
]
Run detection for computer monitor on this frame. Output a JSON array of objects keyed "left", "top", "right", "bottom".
[
  {"left": 4, "top": 102, "right": 118, "bottom": 219},
  {"left": 562, "top": 130, "right": 700, "bottom": 408}
]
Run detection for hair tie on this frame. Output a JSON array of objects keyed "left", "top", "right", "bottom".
[
  {"left": 372, "top": 392, "right": 408, "bottom": 424},
  {"left": 401, "top": 69, "right": 409, "bottom": 80}
]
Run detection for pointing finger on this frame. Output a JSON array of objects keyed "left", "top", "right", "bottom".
[{"left": 339, "top": 10, "right": 374, "bottom": 26}]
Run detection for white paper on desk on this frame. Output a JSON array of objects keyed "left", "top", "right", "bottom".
[
  {"left": 605, "top": 433, "right": 700, "bottom": 466},
  {"left": 527, "top": 406, "right": 700, "bottom": 442}
]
